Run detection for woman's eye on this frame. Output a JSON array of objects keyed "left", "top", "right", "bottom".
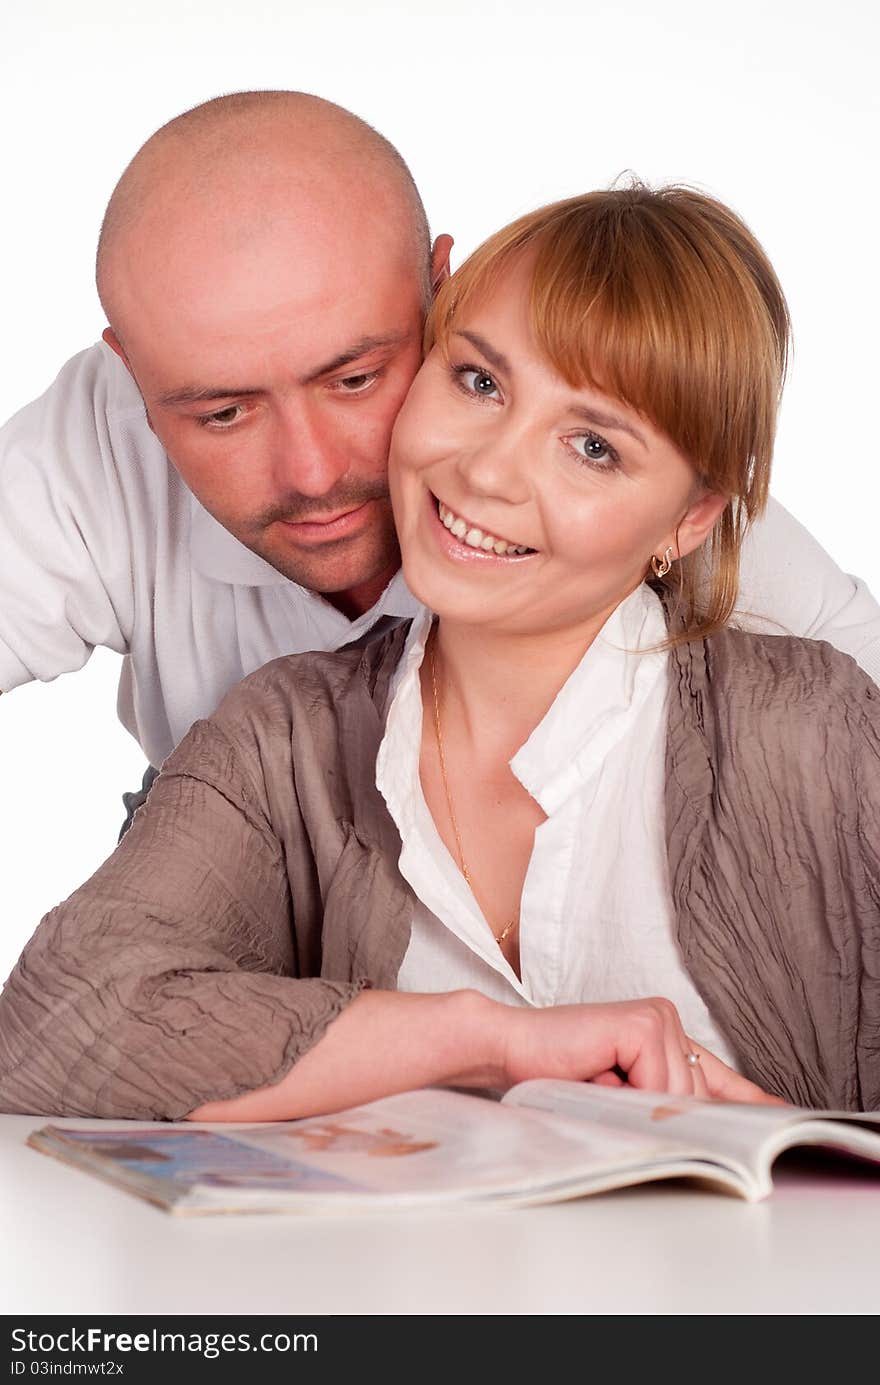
[
  {"left": 455, "top": 366, "right": 499, "bottom": 399},
  {"left": 569, "top": 432, "right": 619, "bottom": 469}
]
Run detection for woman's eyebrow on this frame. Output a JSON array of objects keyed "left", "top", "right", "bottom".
[
  {"left": 453, "top": 329, "right": 512, "bottom": 377},
  {"left": 452, "top": 327, "right": 648, "bottom": 450},
  {"left": 570, "top": 405, "right": 648, "bottom": 450}
]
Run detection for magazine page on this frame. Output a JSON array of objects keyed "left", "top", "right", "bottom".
[
  {"left": 27, "top": 1087, "right": 749, "bottom": 1214},
  {"left": 504, "top": 1081, "right": 880, "bottom": 1195},
  {"left": 217, "top": 1089, "right": 717, "bottom": 1205}
]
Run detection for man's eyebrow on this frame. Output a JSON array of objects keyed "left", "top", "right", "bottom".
[
  {"left": 156, "top": 385, "right": 264, "bottom": 407},
  {"left": 570, "top": 405, "right": 648, "bottom": 450},
  {"left": 301, "top": 332, "right": 411, "bottom": 384},
  {"left": 156, "top": 334, "right": 412, "bottom": 406},
  {"left": 453, "top": 330, "right": 512, "bottom": 378}
]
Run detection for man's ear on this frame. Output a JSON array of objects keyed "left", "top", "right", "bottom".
[
  {"left": 670, "top": 489, "right": 729, "bottom": 561},
  {"left": 102, "top": 327, "right": 155, "bottom": 435},
  {"left": 430, "top": 234, "right": 454, "bottom": 297},
  {"left": 102, "top": 327, "right": 132, "bottom": 373}
]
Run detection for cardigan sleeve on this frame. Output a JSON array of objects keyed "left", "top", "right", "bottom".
[
  {"left": 853, "top": 683, "right": 880, "bottom": 1109},
  {"left": 0, "top": 717, "right": 366, "bottom": 1120}
]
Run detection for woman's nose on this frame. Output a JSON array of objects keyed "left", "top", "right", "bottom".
[{"left": 454, "top": 431, "right": 532, "bottom": 505}]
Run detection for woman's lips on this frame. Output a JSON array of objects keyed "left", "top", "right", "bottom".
[{"left": 426, "top": 491, "right": 537, "bottom": 563}]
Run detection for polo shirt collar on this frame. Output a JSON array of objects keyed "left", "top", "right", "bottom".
[
  {"left": 189, "top": 496, "right": 290, "bottom": 585},
  {"left": 188, "top": 492, "right": 420, "bottom": 631}
]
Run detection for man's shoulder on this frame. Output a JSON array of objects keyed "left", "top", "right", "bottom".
[
  {"left": 3, "top": 340, "right": 168, "bottom": 481},
  {"left": 2, "top": 341, "right": 187, "bottom": 548},
  {"left": 7, "top": 341, "right": 143, "bottom": 422},
  {"left": 68, "top": 339, "right": 144, "bottom": 413}
]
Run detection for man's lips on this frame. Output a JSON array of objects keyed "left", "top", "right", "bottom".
[{"left": 275, "top": 501, "right": 374, "bottom": 542}]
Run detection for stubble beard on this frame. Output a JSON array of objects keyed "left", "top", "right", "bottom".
[{"left": 240, "top": 490, "right": 401, "bottom": 598}]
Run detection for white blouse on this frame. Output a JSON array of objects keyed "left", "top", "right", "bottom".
[{"left": 376, "top": 584, "right": 740, "bottom": 1068}]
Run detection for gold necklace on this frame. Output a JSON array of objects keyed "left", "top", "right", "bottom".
[{"left": 428, "top": 635, "right": 518, "bottom": 947}]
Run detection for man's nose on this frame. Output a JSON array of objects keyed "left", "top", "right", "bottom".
[{"left": 271, "top": 400, "right": 350, "bottom": 497}]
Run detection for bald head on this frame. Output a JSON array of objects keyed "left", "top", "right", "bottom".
[
  {"left": 92, "top": 91, "right": 452, "bottom": 617},
  {"left": 96, "top": 90, "right": 432, "bottom": 337}
]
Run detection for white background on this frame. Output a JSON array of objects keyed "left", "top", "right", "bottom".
[{"left": 1, "top": 0, "right": 878, "bottom": 978}]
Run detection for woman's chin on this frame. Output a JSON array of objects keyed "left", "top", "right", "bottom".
[
  {"left": 400, "top": 553, "right": 485, "bottom": 624},
  {"left": 399, "top": 555, "right": 459, "bottom": 620}
]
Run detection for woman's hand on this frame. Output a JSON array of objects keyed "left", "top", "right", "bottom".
[
  {"left": 189, "top": 989, "right": 778, "bottom": 1123},
  {"left": 499, "top": 996, "right": 778, "bottom": 1103}
]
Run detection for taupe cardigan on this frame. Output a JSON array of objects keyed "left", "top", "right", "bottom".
[{"left": 1, "top": 623, "right": 879, "bottom": 1117}]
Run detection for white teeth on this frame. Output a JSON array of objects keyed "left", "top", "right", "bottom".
[{"left": 436, "top": 499, "right": 532, "bottom": 557}]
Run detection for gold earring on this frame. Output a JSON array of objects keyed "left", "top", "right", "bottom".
[{"left": 651, "top": 546, "right": 673, "bottom": 579}]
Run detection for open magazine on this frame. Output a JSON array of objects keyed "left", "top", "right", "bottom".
[{"left": 27, "top": 1081, "right": 880, "bottom": 1216}]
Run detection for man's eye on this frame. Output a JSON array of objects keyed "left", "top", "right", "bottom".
[
  {"left": 197, "top": 405, "right": 244, "bottom": 428},
  {"left": 335, "top": 372, "right": 379, "bottom": 393}
]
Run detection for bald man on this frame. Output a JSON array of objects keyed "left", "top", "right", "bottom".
[{"left": 2, "top": 90, "right": 879, "bottom": 816}]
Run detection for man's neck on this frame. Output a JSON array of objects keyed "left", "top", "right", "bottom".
[{"left": 324, "top": 561, "right": 402, "bottom": 621}]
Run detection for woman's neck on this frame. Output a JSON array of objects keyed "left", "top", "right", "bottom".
[{"left": 428, "top": 609, "right": 617, "bottom": 764}]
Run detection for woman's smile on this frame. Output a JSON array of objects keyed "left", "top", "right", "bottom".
[
  {"left": 388, "top": 258, "right": 719, "bottom": 641},
  {"left": 431, "top": 492, "right": 538, "bottom": 560}
]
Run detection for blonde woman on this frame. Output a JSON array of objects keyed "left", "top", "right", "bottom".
[{"left": 2, "top": 187, "right": 876, "bottom": 1120}]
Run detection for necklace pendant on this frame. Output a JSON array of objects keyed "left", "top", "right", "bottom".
[{"left": 495, "top": 917, "right": 517, "bottom": 945}]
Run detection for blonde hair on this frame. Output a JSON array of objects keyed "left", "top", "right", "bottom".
[{"left": 426, "top": 184, "right": 791, "bottom": 643}]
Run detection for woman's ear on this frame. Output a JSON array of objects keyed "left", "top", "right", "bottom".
[{"left": 670, "top": 489, "right": 728, "bottom": 560}]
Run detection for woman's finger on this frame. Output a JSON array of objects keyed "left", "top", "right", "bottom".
[
  {"left": 659, "top": 1005, "right": 703, "bottom": 1097},
  {"left": 591, "top": 1069, "right": 625, "bottom": 1088},
  {"left": 691, "top": 1042, "right": 785, "bottom": 1104},
  {"left": 684, "top": 1041, "right": 711, "bottom": 1100},
  {"left": 618, "top": 998, "right": 698, "bottom": 1095}
]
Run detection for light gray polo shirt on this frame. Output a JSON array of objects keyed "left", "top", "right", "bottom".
[{"left": 0, "top": 343, "right": 419, "bottom": 767}]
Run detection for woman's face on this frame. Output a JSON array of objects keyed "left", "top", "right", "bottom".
[{"left": 389, "top": 261, "right": 725, "bottom": 641}]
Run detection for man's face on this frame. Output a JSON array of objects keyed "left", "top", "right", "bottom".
[{"left": 109, "top": 218, "right": 440, "bottom": 616}]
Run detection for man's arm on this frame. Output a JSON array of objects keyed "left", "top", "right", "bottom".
[
  {"left": 736, "top": 496, "right": 880, "bottom": 682},
  {"left": 0, "top": 346, "right": 134, "bottom": 696}
]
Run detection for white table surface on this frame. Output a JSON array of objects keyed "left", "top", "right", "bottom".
[{"left": 2, "top": 1113, "right": 878, "bottom": 1316}]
